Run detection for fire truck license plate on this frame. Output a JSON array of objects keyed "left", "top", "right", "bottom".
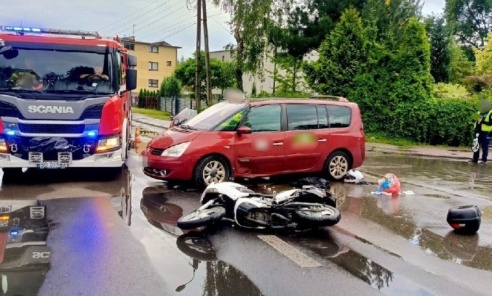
[{"left": 37, "top": 162, "right": 68, "bottom": 169}]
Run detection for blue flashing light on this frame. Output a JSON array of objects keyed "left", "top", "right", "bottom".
[
  {"left": 10, "top": 230, "right": 18, "bottom": 235},
  {"left": 87, "top": 130, "right": 97, "bottom": 137},
  {"left": 3, "top": 26, "right": 42, "bottom": 34},
  {"left": 5, "top": 130, "right": 15, "bottom": 136}
]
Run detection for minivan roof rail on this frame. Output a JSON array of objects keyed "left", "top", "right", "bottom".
[{"left": 310, "top": 95, "right": 349, "bottom": 102}]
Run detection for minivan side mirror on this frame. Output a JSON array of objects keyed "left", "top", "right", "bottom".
[{"left": 237, "top": 126, "right": 252, "bottom": 135}]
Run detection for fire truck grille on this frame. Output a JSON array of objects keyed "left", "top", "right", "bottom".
[
  {"left": 18, "top": 123, "right": 85, "bottom": 134},
  {"left": 80, "top": 104, "right": 104, "bottom": 119},
  {"left": 0, "top": 101, "right": 23, "bottom": 118}
]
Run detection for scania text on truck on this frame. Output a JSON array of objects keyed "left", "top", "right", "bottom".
[{"left": 0, "top": 26, "right": 138, "bottom": 175}]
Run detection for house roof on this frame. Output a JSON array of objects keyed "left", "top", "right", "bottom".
[{"left": 121, "top": 36, "right": 181, "bottom": 49}]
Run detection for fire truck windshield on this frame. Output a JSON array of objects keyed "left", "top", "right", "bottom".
[{"left": 0, "top": 43, "right": 114, "bottom": 98}]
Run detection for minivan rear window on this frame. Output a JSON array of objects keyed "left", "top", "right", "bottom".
[{"left": 327, "top": 105, "right": 351, "bottom": 128}]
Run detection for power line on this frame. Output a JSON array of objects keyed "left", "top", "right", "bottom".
[
  {"left": 154, "top": 22, "right": 197, "bottom": 42},
  {"left": 108, "top": 1, "right": 180, "bottom": 36},
  {"left": 131, "top": 6, "right": 186, "bottom": 35},
  {"left": 210, "top": 16, "right": 230, "bottom": 33},
  {"left": 139, "top": 15, "right": 197, "bottom": 40},
  {"left": 97, "top": 0, "right": 166, "bottom": 32}
]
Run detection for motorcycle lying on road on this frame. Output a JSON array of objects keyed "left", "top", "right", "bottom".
[{"left": 177, "top": 181, "right": 341, "bottom": 231}]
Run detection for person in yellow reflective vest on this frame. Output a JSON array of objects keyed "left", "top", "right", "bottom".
[
  {"left": 8, "top": 58, "right": 43, "bottom": 90},
  {"left": 471, "top": 100, "right": 492, "bottom": 164}
]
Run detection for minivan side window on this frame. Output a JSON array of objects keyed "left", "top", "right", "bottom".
[
  {"left": 215, "top": 110, "right": 246, "bottom": 131},
  {"left": 317, "top": 105, "right": 329, "bottom": 129},
  {"left": 286, "top": 104, "right": 318, "bottom": 130},
  {"left": 327, "top": 105, "right": 351, "bottom": 128},
  {"left": 242, "top": 105, "right": 281, "bottom": 132}
]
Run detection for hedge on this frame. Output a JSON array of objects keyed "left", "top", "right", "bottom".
[{"left": 361, "top": 97, "right": 477, "bottom": 147}]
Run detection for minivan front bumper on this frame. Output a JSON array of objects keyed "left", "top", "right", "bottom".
[{"left": 142, "top": 153, "right": 195, "bottom": 181}]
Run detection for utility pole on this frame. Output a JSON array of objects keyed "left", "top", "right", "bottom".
[
  {"left": 132, "top": 24, "right": 135, "bottom": 37},
  {"left": 194, "top": 0, "right": 202, "bottom": 110},
  {"left": 202, "top": 0, "right": 212, "bottom": 106}
]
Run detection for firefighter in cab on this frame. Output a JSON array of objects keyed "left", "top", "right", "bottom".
[{"left": 8, "top": 57, "right": 43, "bottom": 90}]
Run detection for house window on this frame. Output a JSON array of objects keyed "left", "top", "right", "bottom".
[
  {"left": 149, "top": 62, "right": 159, "bottom": 71},
  {"left": 124, "top": 43, "right": 134, "bottom": 51},
  {"left": 166, "top": 61, "right": 172, "bottom": 66},
  {"left": 149, "top": 79, "right": 159, "bottom": 88},
  {"left": 149, "top": 46, "right": 159, "bottom": 53}
]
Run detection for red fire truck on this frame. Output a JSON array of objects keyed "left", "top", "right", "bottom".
[{"left": 0, "top": 26, "right": 137, "bottom": 175}]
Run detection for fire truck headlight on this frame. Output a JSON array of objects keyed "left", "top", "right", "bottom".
[
  {"left": 0, "top": 139, "right": 7, "bottom": 152},
  {"left": 96, "top": 136, "right": 120, "bottom": 152}
]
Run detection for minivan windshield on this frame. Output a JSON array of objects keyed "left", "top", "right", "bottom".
[{"left": 183, "top": 101, "right": 248, "bottom": 131}]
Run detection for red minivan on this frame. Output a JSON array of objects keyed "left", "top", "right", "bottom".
[{"left": 142, "top": 98, "right": 365, "bottom": 188}]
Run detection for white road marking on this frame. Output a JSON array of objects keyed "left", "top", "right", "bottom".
[{"left": 257, "top": 235, "right": 322, "bottom": 268}]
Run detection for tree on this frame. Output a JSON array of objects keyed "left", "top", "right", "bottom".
[
  {"left": 303, "top": 8, "right": 368, "bottom": 97},
  {"left": 473, "top": 31, "right": 492, "bottom": 75},
  {"left": 450, "top": 41, "right": 474, "bottom": 84},
  {"left": 425, "top": 14, "right": 452, "bottom": 83},
  {"left": 394, "top": 17, "right": 434, "bottom": 101},
  {"left": 362, "top": 0, "right": 422, "bottom": 47},
  {"left": 174, "top": 52, "right": 235, "bottom": 98},
  {"left": 212, "top": 0, "right": 275, "bottom": 90},
  {"left": 349, "top": 18, "right": 433, "bottom": 134},
  {"left": 160, "top": 75, "right": 182, "bottom": 98},
  {"left": 445, "top": 0, "right": 492, "bottom": 48}
]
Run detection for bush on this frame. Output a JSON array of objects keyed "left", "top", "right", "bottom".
[
  {"left": 388, "top": 98, "right": 476, "bottom": 146},
  {"left": 432, "top": 83, "right": 470, "bottom": 99},
  {"left": 160, "top": 75, "right": 182, "bottom": 98}
]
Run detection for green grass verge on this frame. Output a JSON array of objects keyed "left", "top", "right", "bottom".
[
  {"left": 365, "top": 132, "right": 420, "bottom": 147},
  {"left": 132, "top": 107, "right": 171, "bottom": 121},
  {"left": 365, "top": 131, "right": 470, "bottom": 150}
]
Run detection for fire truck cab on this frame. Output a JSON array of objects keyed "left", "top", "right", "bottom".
[{"left": 0, "top": 26, "right": 137, "bottom": 173}]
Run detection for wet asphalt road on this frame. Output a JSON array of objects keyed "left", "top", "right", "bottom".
[{"left": 0, "top": 151, "right": 491, "bottom": 296}]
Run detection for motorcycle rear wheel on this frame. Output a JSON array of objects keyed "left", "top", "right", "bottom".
[
  {"left": 177, "top": 207, "right": 226, "bottom": 230},
  {"left": 294, "top": 204, "right": 341, "bottom": 227}
]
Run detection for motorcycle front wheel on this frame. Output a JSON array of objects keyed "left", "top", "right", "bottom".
[
  {"left": 294, "top": 204, "right": 341, "bottom": 227},
  {"left": 177, "top": 207, "right": 226, "bottom": 230}
]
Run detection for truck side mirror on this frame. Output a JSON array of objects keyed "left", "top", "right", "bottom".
[
  {"left": 126, "top": 69, "right": 137, "bottom": 91},
  {"left": 128, "top": 54, "right": 137, "bottom": 67}
]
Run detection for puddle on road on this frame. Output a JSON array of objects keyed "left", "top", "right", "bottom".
[
  {"left": 112, "top": 182, "right": 263, "bottom": 296},
  {"left": 282, "top": 231, "right": 434, "bottom": 295},
  {"left": 0, "top": 200, "right": 51, "bottom": 295},
  {"left": 362, "top": 155, "right": 492, "bottom": 201},
  {"left": 175, "top": 232, "right": 263, "bottom": 296}
]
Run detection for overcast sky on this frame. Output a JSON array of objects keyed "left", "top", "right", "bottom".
[{"left": 1, "top": 0, "right": 444, "bottom": 59}]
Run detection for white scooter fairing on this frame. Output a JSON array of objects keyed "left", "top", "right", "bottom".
[{"left": 199, "top": 182, "right": 254, "bottom": 204}]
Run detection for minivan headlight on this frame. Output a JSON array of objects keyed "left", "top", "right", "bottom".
[{"left": 162, "top": 142, "right": 190, "bottom": 157}]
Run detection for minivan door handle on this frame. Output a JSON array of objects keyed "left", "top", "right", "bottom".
[
  {"left": 273, "top": 142, "right": 283, "bottom": 146},
  {"left": 318, "top": 139, "right": 327, "bottom": 142}
]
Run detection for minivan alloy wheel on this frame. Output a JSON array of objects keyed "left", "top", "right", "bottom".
[
  {"left": 329, "top": 156, "right": 349, "bottom": 179},
  {"left": 203, "top": 160, "right": 227, "bottom": 184}
]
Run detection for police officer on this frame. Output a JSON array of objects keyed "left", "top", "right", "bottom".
[{"left": 471, "top": 100, "right": 492, "bottom": 164}]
